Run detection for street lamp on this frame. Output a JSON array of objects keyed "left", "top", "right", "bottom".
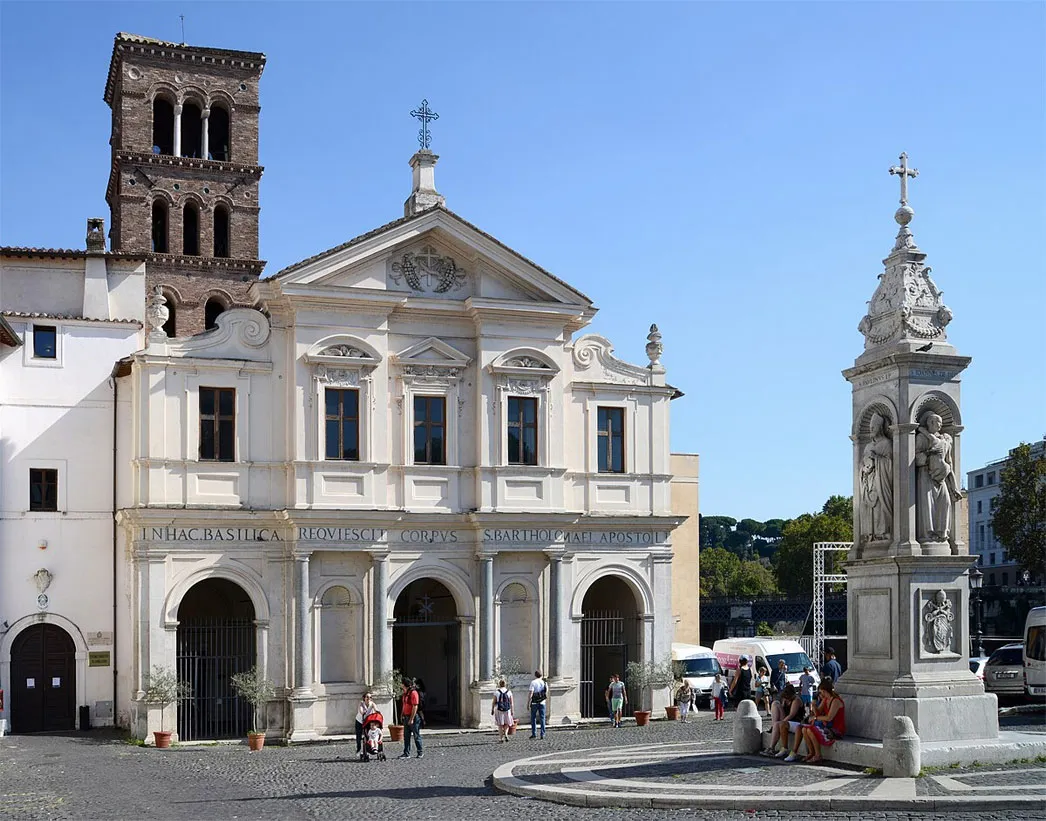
[{"left": 969, "top": 566, "right": 984, "bottom": 658}]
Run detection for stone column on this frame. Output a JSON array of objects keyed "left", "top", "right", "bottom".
[
  {"left": 294, "top": 554, "right": 313, "bottom": 693},
  {"left": 372, "top": 553, "right": 390, "bottom": 678},
  {"left": 201, "top": 108, "right": 210, "bottom": 160},
  {"left": 479, "top": 554, "right": 495, "bottom": 682},
  {"left": 547, "top": 553, "right": 563, "bottom": 679},
  {"left": 173, "top": 104, "right": 183, "bottom": 157}
]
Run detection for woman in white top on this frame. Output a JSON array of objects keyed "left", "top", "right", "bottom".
[
  {"left": 491, "top": 679, "right": 515, "bottom": 742},
  {"left": 355, "top": 692, "right": 378, "bottom": 755}
]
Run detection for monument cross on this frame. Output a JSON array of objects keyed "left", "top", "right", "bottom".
[
  {"left": 889, "top": 152, "right": 919, "bottom": 206},
  {"left": 410, "top": 99, "right": 439, "bottom": 150}
]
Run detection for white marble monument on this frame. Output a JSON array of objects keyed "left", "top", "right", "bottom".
[{"left": 840, "top": 153, "right": 1001, "bottom": 747}]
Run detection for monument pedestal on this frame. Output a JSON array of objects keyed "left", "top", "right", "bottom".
[{"left": 842, "top": 555, "right": 998, "bottom": 742}]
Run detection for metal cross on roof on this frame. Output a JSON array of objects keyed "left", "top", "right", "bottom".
[
  {"left": 410, "top": 99, "right": 439, "bottom": 150},
  {"left": 889, "top": 152, "right": 919, "bottom": 206}
]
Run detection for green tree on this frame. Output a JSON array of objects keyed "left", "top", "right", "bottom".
[
  {"left": 762, "top": 519, "right": 788, "bottom": 540},
  {"left": 773, "top": 497, "right": 853, "bottom": 598},
  {"left": 730, "top": 560, "right": 779, "bottom": 597},
  {"left": 990, "top": 442, "right": 1046, "bottom": 575},
  {"left": 699, "top": 547, "right": 741, "bottom": 597},
  {"left": 736, "top": 518, "right": 766, "bottom": 537},
  {"left": 756, "top": 621, "right": 775, "bottom": 637},
  {"left": 699, "top": 515, "right": 736, "bottom": 549},
  {"left": 724, "top": 528, "right": 754, "bottom": 558}
]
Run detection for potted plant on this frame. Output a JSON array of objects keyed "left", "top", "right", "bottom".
[
  {"left": 626, "top": 657, "right": 676, "bottom": 726},
  {"left": 142, "top": 665, "right": 192, "bottom": 748},
  {"left": 368, "top": 668, "right": 404, "bottom": 742},
  {"left": 230, "top": 667, "right": 276, "bottom": 751}
]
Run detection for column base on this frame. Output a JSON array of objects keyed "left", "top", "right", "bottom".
[
  {"left": 842, "top": 690, "right": 999, "bottom": 743},
  {"left": 285, "top": 690, "right": 318, "bottom": 743}
]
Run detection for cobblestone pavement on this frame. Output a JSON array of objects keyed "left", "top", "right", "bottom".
[{"left": 0, "top": 710, "right": 1042, "bottom": 820}]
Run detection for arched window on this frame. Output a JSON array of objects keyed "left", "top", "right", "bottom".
[
  {"left": 209, "top": 105, "right": 230, "bottom": 161},
  {"left": 183, "top": 203, "right": 200, "bottom": 256},
  {"left": 213, "top": 205, "right": 230, "bottom": 258},
  {"left": 152, "top": 98, "right": 174, "bottom": 155},
  {"left": 151, "top": 200, "right": 169, "bottom": 253},
  {"left": 180, "top": 101, "right": 203, "bottom": 158},
  {"left": 204, "top": 297, "right": 226, "bottom": 330},
  {"left": 161, "top": 290, "right": 177, "bottom": 338}
]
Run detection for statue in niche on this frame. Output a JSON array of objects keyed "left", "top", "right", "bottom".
[
  {"left": 859, "top": 412, "right": 893, "bottom": 543},
  {"left": 915, "top": 412, "right": 963, "bottom": 543},
  {"left": 923, "top": 590, "right": 954, "bottom": 653}
]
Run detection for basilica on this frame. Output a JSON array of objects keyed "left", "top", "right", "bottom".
[{"left": 0, "top": 33, "right": 699, "bottom": 740}]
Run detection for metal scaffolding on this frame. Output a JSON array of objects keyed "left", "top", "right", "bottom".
[{"left": 813, "top": 542, "right": 852, "bottom": 665}]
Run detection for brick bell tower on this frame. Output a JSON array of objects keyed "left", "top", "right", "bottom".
[{"left": 103, "top": 33, "right": 266, "bottom": 336}]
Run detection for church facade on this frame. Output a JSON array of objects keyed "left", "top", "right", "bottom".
[{"left": 1, "top": 32, "right": 698, "bottom": 741}]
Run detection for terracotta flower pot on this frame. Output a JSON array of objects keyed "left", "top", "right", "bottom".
[
  {"left": 248, "top": 732, "right": 266, "bottom": 751},
  {"left": 389, "top": 724, "right": 405, "bottom": 742},
  {"left": 634, "top": 710, "right": 651, "bottom": 727},
  {"left": 507, "top": 721, "right": 517, "bottom": 735},
  {"left": 153, "top": 730, "right": 173, "bottom": 748},
  {"left": 666, "top": 705, "right": 680, "bottom": 721}
]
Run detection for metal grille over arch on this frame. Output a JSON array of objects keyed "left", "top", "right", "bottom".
[
  {"left": 176, "top": 578, "right": 256, "bottom": 741},
  {"left": 580, "top": 576, "right": 640, "bottom": 718}
]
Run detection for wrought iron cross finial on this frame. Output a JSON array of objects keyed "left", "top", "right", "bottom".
[
  {"left": 889, "top": 152, "right": 919, "bottom": 206},
  {"left": 410, "top": 99, "right": 439, "bottom": 150}
]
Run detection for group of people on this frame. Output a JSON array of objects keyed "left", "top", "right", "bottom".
[
  {"left": 490, "top": 670, "right": 550, "bottom": 741},
  {"left": 760, "top": 677, "right": 846, "bottom": 763}
]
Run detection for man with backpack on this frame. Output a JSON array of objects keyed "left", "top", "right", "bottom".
[
  {"left": 398, "top": 678, "right": 423, "bottom": 759},
  {"left": 527, "top": 669, "right": 548, "bottom": 739}
]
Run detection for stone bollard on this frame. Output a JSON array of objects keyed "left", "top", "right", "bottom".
[
  {"left": 882, "top": 715, "right": 921, "bottom": 778},
  {"left": 732, "top": 699, "right": 763, "bottom": 754}
]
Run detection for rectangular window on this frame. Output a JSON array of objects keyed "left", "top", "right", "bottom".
[
  {"left": 1002, "top": 572, "right": 1009, "bottom": 586},
  {"left": 988, "top": 573, "right": 996, "bottom": 586},
  {"left": 199, "top": 387, "right": 235, "bottom": 461},
  {"left": 974, "top": 474, "right": 984, "bottom": 488},
  {"left": 29, "top": 468, "right": 58, "bottom": 511},
  {"left": 413, "top": 396, "right": 446, "bottom": 465},
  {"left": 976, "top": 500, "right": 982, "bottom": 514},
  {"left": 33, "top": 325, "right": 57, "bottom": 359},
  {"left": 507, "top": 396, "right": 538, "bottom": 466},
  {"left": 987, "top": 471, "right": 996, "bottom": 485},
  {"left": 324, "top": 388, "right": 360, "bottom": 461},
  {"left": 597, "top": 407, "right": 625, "bottom": 473},
  {"left": 977, "top": 554, "right": 983, "bottom": 565},
  {"left": 990, "top": 552, "right": 996, "bottom": 566}
]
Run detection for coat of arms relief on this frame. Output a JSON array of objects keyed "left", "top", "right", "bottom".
[{"left": 389, "top": 244, "right": 468, "bottom": 294}]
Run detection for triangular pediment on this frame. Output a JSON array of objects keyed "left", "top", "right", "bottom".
[
  {"left": 270, "top": 207, "right": 592, "bottom": 309},
  {"left": 394, "top": 336, "right": 471, "bottom": 368}
]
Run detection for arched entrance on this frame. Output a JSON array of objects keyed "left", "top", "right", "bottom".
[
  {"left": 10, "top": 624, "right": 76, "bottom": 733},
  {"left": 580, "top": 576, "right": 640, "bottom": 718},
  {"left": 393, "top": 579, "right": 459, "bottom": 725},
  {"left": 176, "top": 578, "right": 256, "bottom": 740}
]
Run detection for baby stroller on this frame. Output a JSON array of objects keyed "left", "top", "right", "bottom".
[{"left": 360, "top": 711, "right": 386, "bottom": 762}]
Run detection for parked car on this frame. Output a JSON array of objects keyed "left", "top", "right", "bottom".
[
  {"left": 672, "top": 643, "right": 722, "bottom": 708},
  {"left": 983, "top": 644, "right": 1024, "bottom": 695},
  {"left": 1025, "top": 606, "right": 1046, "bottom": 699},
  {"left": 969, "top": 656, "right": 990, "bottom": 681}
]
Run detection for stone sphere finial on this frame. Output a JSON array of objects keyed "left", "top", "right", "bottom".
[{"left": 895, "top": 204, "right": 914, "bottom": 226}]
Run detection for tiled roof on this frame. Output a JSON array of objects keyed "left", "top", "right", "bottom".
[
  {"left": 1, "top": 311, "right": 142, "bottom": 326},
  {"left": 1, "top": 246, "right": 147, "bottom": 261},
  {"left": 272, "top": 205, "right": 592, "bottom": 304},
  {"left": 0, "top": 315, "right": 22, "bottom": 347},
  {"left": 105, "top": 32, "right": 266, "bottom": 105}
]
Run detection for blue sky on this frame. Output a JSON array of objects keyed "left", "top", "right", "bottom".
[{"left": 2, "top": 2, "right": 1043, "bottom": 521}]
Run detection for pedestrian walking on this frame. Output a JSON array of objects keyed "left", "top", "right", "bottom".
[
  {"left": 675, "top": 679, "right": 695, "bottom": 722},
  {"left": 798, "top": 666, "right": 816, "bottom": 710},
  {"left": 527, "top": 669, "right": 548, "bottom": 739},
  {"left": 754, "top": 665, "right": 771, "bottom": 715},
  {"left": 398, "top": 678, "right": 423, "bottom": 759},
  {"left": 355, "top": 691, "right": 378, "bottom": 756},
  {"left": 606, "top": 673, "right": 628, "bottom": 728},
  {"left": 491, "top": 679, "right": 515, "bottom": 742},
  {"left": 821, "top": 647, "right": 843, "bottom": 684},
  {"left": 710, "top": 673, "right": 727, "bottom": 720},
  {"left": 729, "top": 655, "right": 753, "bottom": 707}
]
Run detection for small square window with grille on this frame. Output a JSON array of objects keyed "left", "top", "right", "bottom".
[{"left": 29, "top": 468, "right": 58, "bottom": 511}]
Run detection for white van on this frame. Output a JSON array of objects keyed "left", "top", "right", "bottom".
[
  {"left": 672, "top": 643, "right": 723, "bottom": 707},
  {"left": 1024, "top": 606, "right": 1046, "bottom": 698},
  {"left": 712, "top": 638, "right": 819, "bottom": 689}
]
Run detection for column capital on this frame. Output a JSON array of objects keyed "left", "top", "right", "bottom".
[
  {"left": 544, "top": 549, "right": 573, "bottom": 561},
  {"left": 895, "top": 423, "right": 920, "bottom": 434},
  {"left": 174, "top": 103, "right": 183, "bottom": 115},
  {"left": 369, "top": 550, "right": 391, "bottom": 562},
  {"left": 475, "top": 551, "right": 496, "bottom": 562},
  {"left": 293, "top": 550, "right": 313, "bottom": 562}
]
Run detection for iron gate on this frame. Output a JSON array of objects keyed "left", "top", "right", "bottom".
[
  {"left": 580, "top": 610, "right": 636, "bottom": 718},
  {"left": 176, "top": 618, "right": 255, "bottom": 741}
]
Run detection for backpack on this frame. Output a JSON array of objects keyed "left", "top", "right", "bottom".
[
  {"left": 496, "top": 689, "right": 512, "bottom": 712},
  {"left": 416, "top": 688, "right": 427, "bottom": 712},
  {"left": 531, "top": 681, "right": 547, "bottom": 703}
]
